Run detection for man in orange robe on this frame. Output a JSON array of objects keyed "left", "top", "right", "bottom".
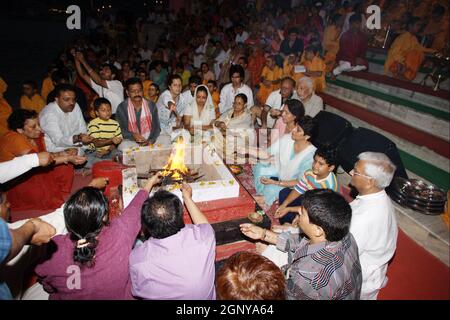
[
  {"left": 322, "top": 14, "right": 344, "bottom": 73},
  {"left": 384, "top": 17, "right": 436, "bottom": 81},
  {"left": 256, "top": 55, "right": 283, "bottom": 105}
]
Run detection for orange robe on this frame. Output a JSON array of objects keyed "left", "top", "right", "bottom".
[
  {"left": 20, "top": 94, "right": 46, "bottom": 113},
  {"left": 0, "top": 132, "right": 74, "bottom": 211},
  {"left": 299, "top": 54, "right": 327, "bottom": 92},
  {"left": 211, "top": 91, "right": 220, "bottom": 117},
  {"left": 248, "top": 50, "right": 266, "bottom": 88},
  {"left": 40, "top": 76, "right": 54, "bottom": 101},
  {"left": 384, "top": 31, "right": 435, "bottom": 81},
  {"left": 322, "top": 25, "right": 341, "bottom": 72},
  {"left": 257, "top": 65, "right": 283, "bottom": 104}
]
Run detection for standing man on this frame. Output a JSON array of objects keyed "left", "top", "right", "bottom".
[
  {"left": 73, "top": 51, "right": 124, "bottom": 115},
  {"left": 39, "top": 84, "right": 93, "bottom": 155},
  {"left": 349, "top": 152, "right": 398, "bottom": 300}
]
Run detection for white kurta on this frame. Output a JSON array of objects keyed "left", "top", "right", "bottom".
[
  {"left": 302, "top": 93, "right": 324, "bottom": 118},
  {"left": 39, "top": 102, "right": 87, "bottom": 154},
  {"left": 90, "top": 79, "right": 124, "bottom": 114},
  {"left": 350, "top": 190, "right": 398, "bottom": 300}
]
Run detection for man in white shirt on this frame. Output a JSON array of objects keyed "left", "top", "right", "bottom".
[
  {"left": 219, "top": 64, "right": 254, "bottom": 114},
  {"left": 235, "top": 24, "right": 249, "bottom": 44},
  {"left": 251, "top": 77, "right": 299, "bottom": 128},
  {"left": 39, "top": 84, "right": 93, "bottom": 155},
  {"left": 349, "top": 151, "right": 398, "bottom": 300},
  {"left": 297, "top": 77, "right": 324, "bottom": 118},
  {"left": 73, "top": 51, "right": 124, "bottom": 115}
]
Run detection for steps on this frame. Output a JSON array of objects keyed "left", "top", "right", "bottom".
[{"left": 320, "top": 69, "right": 450, "bottom": 266}]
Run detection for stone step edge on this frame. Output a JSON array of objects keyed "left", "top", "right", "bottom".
[
  {"left": 336, "top": 73, "right": 450, "bottom": 109},
  {"left": 319, "top": 92, "right": 450, "bottom": 160},
  {"left": 324, "top": 83, "right": 449, "bottom": 142},
  {"left": 326, "top": 76, "right": 449, "bottom": 121}
]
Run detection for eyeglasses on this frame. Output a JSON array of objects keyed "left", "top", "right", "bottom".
[{"left": 352, "top": 171, "right": 373, "bottom": 180}]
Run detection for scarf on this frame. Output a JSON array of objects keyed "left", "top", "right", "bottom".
[{"left": 127, "top": 98, "right": 152, "bottom": 140}]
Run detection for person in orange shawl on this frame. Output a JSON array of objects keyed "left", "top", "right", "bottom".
[
  {"left": 40, "top": 66, "right": 57, "bottom": 102},
  {"left": 20, "top": 81, "right": 46, "bottom": 113},
  {"left": 247, "top": 46, "right": 266, "bottom": 88},
  {"left": 137, "top": 68, "right": 153, "bottom": 100},
  {"left": 322, "top": 14, "right": 344, "bottom": 74},
  {"left": 256, "top": 55, "right": 283, "bottom": 105},
  {"left": 0, "top": 77, "right": 12, "bottom": 136},
  {"left": 0, "top": 109, "right": 87, "bottom": 211},
  {"left": 384, "top": 17, "right": 436, "bottom": 81},
  {"left": 299, "top": 46, "right": 327, "bottom": 92}
]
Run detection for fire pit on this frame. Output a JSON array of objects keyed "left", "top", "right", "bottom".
[{"left": 122, "top": 138, "right": 240, "bottom": 203}]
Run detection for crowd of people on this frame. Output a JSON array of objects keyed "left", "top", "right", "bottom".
[{"left": 0, "top": 0, "right": 447, "bottom": 300}]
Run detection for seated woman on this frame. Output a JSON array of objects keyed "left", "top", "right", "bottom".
[
  {"left": 270, "top": 99, "right": 305, "bottom": 145},
  {"left": 0, "top": 109, "right": 87, "bottom": 211},
  {"left": 183, "top": 85, "right": 217, "bottom": 142},
  {"left": 250, "top": 114, "right": 318, "bottom": 207},
  {"left": 35, "top": 173, "right": 162, "bottom": 300},
  {"left": 213, "top": 93, "right": 254, "bottom": 161},
  {"left": 147, "top": 83, "right": 160, "bottom": 104}
]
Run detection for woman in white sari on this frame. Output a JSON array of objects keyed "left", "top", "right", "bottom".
[
  {"left": 251, "top": 112, "right": 318, "bottom": 207},
  {"left": 212, "top": 93, "right": 254, "bottom": 161},
  {"left": 183, "top": 85, "right": 216, "bottom": 135}
]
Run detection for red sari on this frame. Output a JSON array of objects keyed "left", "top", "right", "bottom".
[{"left": 0, "top": 132, "right": 74, "bottom": 211}]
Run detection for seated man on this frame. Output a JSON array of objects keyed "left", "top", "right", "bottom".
[
  {"left": 251, "top": 77, "right": 299, "bottom": 129},
  {"left": 39, "top": 84, "right": 94, "bottom": 155},
  {"left": 349, "top": 152, "right": 398, "bottom": 300},
  {"left": 73, "top": 50, "right": 124, "bottom": 115},
  {"left": 384, "top": 17, "right": 436, "bottom": 81},
  {"left": 180, "top": 75, "right": 202, "bottom": 108},
  {"left": 299, "top": 46, "right": 326, "bottom": 93},
  {"left": 240, "top": 189, "right": 362, "bottom": 300},
  {"left": 275, "top": 148, "right": 339, "bottom": 224},
  {"left": 333, "top": 14, "right": 369, "bottom": 76},
  {"left": 296, "top": 77, "right": 324, "bottom": 118},
  {"left": 129, "top": 183, "right": 216, "bottom": 300},
  {"left": 20, "top": 81, "right": 46, "bottom": 113},
  {"left": 0, "top": 76, "right": 12, "bottom": 136},
  {"left": 116, "top": 78, "right": 160, "bottom": 149}
]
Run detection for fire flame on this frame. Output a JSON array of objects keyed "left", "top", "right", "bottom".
[{"left": 162, "top": 136, "right": 189, "bottom": 180}]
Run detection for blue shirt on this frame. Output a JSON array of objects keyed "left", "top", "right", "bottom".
[{"left": 0, "top": 218, "right": 13, "bottom": 300}]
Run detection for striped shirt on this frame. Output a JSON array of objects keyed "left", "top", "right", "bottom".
[
  {"left": 277, "top": 233, "right": 362, "bottom": 300},
  {"left": 294, "top": 169, "right": 339, "bottom": 194},
  {"left": 87, "top": 117, "right": 123, "bottom": 152}
]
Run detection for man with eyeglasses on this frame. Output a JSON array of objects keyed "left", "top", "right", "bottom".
[
  {"left": 251, "top": 77, "right": 299, "bottom": 129},
  {"left": 349, "top": 151, "right": 398, "bottom": 300}
]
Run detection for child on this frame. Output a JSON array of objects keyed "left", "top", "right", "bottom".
[
  {"left": 20, "top": 81, "right": 46, "bottom": 113},
  {"left": 275, "top": 147, "right": 339, "bottom": 224},
  {"left": 86, "top": 98, "right": 123, "bottom": 167},
  {"left": 240, "top": 189, "right": 362, "bottom": 300},
  {"left": 207, "top": 80, "right": 220, "bottom": 118},
  {"left": 299, "top": 45, "right": 326, "bottom": 92}
]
